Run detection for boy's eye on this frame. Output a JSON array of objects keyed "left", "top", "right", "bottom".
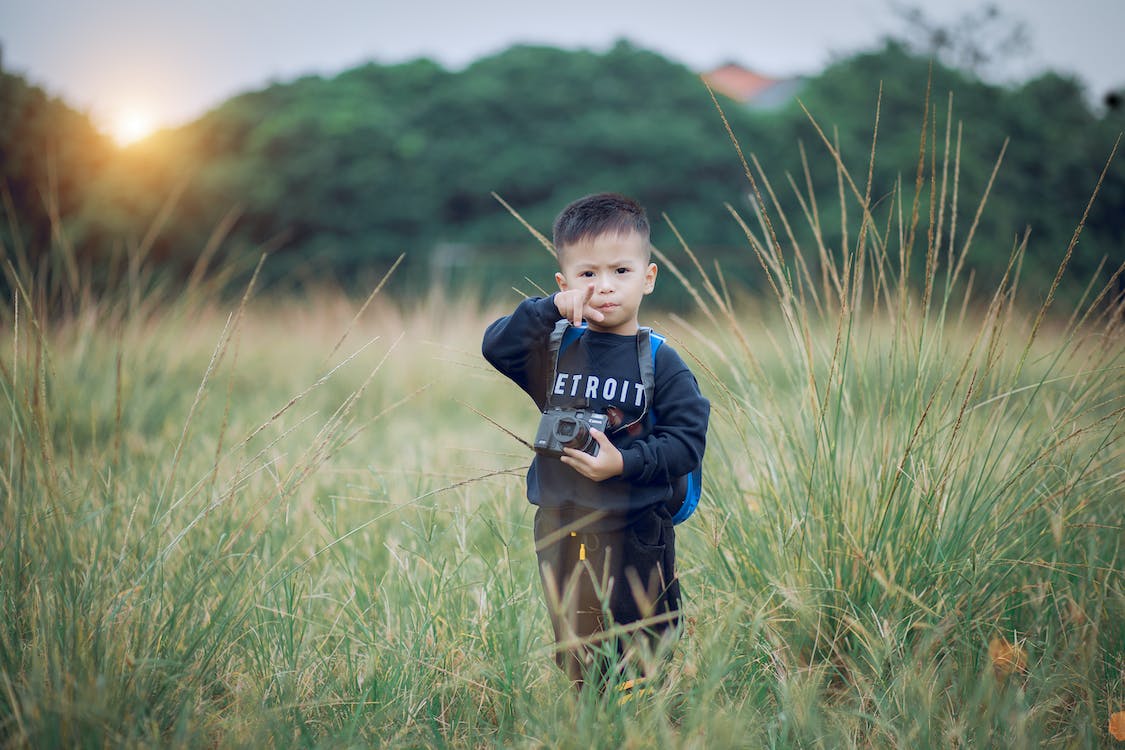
[
  {"left": 579, "top": 270, "right": 595, "bottom": 278},
  {"left": 616, "top": 267, "right": 631, "bottom": 274}
]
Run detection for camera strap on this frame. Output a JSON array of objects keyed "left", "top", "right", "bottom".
[{"left": 546, "top": 319, "right": 656, "bottom": 433}]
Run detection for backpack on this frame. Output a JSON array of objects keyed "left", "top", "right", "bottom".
[{"left": 547, "top": 320, "right": 703, "bottom": 525}]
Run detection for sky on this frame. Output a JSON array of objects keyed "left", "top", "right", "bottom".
[{"left": 2, "top": 0, "right": 1122, "bottom": 143}]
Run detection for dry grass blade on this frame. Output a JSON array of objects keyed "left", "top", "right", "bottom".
[
  {"left": 185, "top": 203, "right": 242, "bottom": 297},
  {"left": 860, "top": 83, "right": 884, "bottom": 315},
  {"left": 237, "top": 334, "right": 383, "bottom": 453},
  {"left": 930, "top": 93, "right": 955, "bottom": 313},
  {"left": 158, "top": 254, "right": 265, "bottom": 511},
  {"left": 723, "top": 204, "right": 786, "bottom": 306},
  {"left": 324, "top": 252, "right": 404, "bottom": 365},
  {"left": 1018, "top": 133, "right": 1122, "bottom": 375},
  {"left": 796, "top": 100, "right": 887, "bottom": 259},
  {"left": 949, "top": 139, "right": 1008, "bottom": 291},
  {"left": 207, "top": 253, "right": 266, "bottom": 495},
  {"left": 792, "top": 141, "right": 844, "bottom": 307},
  {"left": 456, "top": 399, "right": 533, "bottom": 451},
  {"left": 1071, "top": 258, "right": 1125, "bottom": 336},
  {"left": 492, "top": 191, "right": 555, "bottom": 258},
  {"left": 901, "top": 71, "right": 932, "bottom": 304},
  {"left": 750, "top": 153, "right": 822, "bottom": 316},
  {"left": 704, "top": 80, "right": 787, "bottom": 269},
  {"left": 286, "top": 465, "right": 533, "bottom": 577},
  {"left": 301, "top": 333, "right": 406, "bottom": 468},
  {"left": 157, "top": 308, "right": 238, "bottom": 512}
]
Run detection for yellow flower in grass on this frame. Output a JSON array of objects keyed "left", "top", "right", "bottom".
[
  {"left": 988, "top": 636, "right": 1027, "bottom": 681},
  {"left": 617, "top": 677, "right": 650, "bottom": 706},
  {"left": 1109, "top": 710, "right": 1125, "bottom": 742}
]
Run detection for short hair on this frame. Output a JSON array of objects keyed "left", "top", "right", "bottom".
[{"left": 552, "top": 193, "right": 650, "bottom": 254}]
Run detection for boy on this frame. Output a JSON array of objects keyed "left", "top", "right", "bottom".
[{"left": 481, "top": 193, "right": 710, "bottom": 689}]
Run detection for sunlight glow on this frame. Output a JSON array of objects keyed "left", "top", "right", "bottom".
[{"left": 110, "top": 109, "right": 155, "bottom": 146}]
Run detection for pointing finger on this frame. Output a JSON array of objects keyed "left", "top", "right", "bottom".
[
  {"left": 582, "top": 283, "right": 604, "bottom": 322},
  {"left": 583, "top": 283, "right": 595, "bottom": 304}
]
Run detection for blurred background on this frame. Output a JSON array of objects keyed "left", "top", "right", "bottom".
[{"left": 2, "top": 0, "right": 1123, "bottom": 309}]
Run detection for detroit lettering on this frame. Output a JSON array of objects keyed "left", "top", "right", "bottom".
[{"left": 552, "top": 371, "right": 645, "bottom": 406}]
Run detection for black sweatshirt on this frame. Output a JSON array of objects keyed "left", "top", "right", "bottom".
[{"left": 482, "top": 295, "right": 710, "bottom": 522}]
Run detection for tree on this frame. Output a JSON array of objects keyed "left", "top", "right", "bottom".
[
  {"left": 889, "top": 2, "right": 1031, "bottom": 82},
  {"left": 2, "top": 40, "right": 1119, "bottom": 309}
]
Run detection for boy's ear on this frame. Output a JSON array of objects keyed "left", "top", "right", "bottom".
[
  {"left": 555, "top": 271, "right": 568, "bottom": 291},
  {"left": 643, "top": 263, "right": 658, "bottom": 294}
]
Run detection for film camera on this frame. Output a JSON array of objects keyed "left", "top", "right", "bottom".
[{"left": 533, "top": 408, "right": 609, "bottom": 458}]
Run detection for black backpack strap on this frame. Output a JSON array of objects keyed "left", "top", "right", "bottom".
[
  {"left": 545, "top": 319, "right": 570, "bottom": 406},
  {"left": 547, "top": 322, "right": 657, "bottom": 427},
  {"left": 547, "top": 318, "right": 570, "bottom": 360},
  {"left": 636, "top": 327, "right": 655, "bottom": 414}
]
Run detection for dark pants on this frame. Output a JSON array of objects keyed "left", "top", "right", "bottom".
[{"left": 533, "top": 503, "right": 682, "bottom": 688}]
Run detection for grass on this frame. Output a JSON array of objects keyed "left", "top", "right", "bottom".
[{"left": 1, "top": 93, "right": 1123, "bottom": 747}]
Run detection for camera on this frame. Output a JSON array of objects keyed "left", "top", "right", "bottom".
[{"left": 533, "top": 408, "right": 609, "bottom": 458}]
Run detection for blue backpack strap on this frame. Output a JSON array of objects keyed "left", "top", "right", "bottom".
[
  {"left": 642, "top": 328, "right": 702, "bottom": 525},
  {"left": 669, "top": 465, "right": 703, "bottom": 524}
]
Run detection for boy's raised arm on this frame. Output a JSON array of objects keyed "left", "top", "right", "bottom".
[{"left": 481, "top": 296, "right": 562, "bottom": 406}]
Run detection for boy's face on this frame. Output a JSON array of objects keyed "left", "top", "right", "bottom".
[{"left": 555, "top": 229, "right": 657, "bottom": 335}]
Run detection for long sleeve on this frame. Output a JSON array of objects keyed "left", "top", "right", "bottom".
[
  {"left": 618, "top": 345, "right": 710, "bottom": 487},
  {"left": 481, "top": 295, "right": 560, "bottom": 409}
]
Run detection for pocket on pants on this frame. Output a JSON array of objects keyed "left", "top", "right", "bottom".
[
  {"left": 628, "top": 507, "right": 665, "bottom": 552},
  {"left": 612, "top": 509, "right": 666, "bottom": 623}
]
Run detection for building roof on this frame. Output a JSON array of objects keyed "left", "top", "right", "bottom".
[{"left": 702, "top": 63, "right": 786, "bottom": 104}]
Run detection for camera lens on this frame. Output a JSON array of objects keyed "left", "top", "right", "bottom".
[{"left": 553, "top": 417, "right": 589, "bottom": 449}]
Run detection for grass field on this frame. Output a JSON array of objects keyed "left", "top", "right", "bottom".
[{"left": 2, "top": 105, "right": 1124, "bottom": 747}]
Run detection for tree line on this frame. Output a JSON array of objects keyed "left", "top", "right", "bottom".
[{"left": 1, "top": 39, "right": 1122, "bottom": 309}]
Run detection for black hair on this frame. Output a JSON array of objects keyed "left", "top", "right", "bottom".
[{"left": 552, "top": 193, "right": 650, "bottom": 252}]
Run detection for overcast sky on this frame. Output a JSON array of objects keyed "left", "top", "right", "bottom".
[{"left": 2, "top": 0, "right": 1122, "bottom": 137}]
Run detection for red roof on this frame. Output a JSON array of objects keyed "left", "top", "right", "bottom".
[{"left": 702, "top": 64, "right": 782, "bottom": 103}]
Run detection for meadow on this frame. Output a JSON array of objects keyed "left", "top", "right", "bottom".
[{"left": 2, "top": 103, "right": 1123, "bottom": 748}]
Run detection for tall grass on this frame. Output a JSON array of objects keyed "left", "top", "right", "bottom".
[
  {"left": 653, "top": 88, "right": 1124, "bottom": 747},
  {"left": 1, "top": 90, "right": 1122, "bottom": 747}
]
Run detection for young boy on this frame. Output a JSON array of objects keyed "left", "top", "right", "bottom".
[{"left": 481, "top": 193, "right": 710, "bottom": 688}]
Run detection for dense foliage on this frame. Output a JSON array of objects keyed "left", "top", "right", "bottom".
[{"left": 2, "top": 40, "right": 1122, "bottom": 305}]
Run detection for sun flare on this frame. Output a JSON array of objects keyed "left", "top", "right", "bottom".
[{"left": 110, "top": 109, "right": 155, "bottom": 146}]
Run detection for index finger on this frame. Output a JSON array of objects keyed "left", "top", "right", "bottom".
[
  {"left": 574, "top": 284, "right": 596, "bottom": 324},
  {"left": 583, "top": 283, "right": 595, "bottom": 304},
  {"left": 569, "top": 284, "right": 592, "bottom": 325}
]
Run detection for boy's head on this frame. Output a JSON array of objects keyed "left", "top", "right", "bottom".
[
  {"left": 552, "top": 193, "right": 651, "bottom": 263},
  {"left": 552, "top": 193, "right": 658, "bottom": 335}
]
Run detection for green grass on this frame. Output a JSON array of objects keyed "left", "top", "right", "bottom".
[{"left": 2, "top": 99, "right": 1123, "bottom": 747}]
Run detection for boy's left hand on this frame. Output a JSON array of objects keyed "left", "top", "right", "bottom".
[{"left": 560, "top": 429, "right": 623, "bottom": 481}]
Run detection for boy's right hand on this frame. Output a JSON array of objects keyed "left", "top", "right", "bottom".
[{"left": 554, "top": 284, "right": 605, "bottom": 326}]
